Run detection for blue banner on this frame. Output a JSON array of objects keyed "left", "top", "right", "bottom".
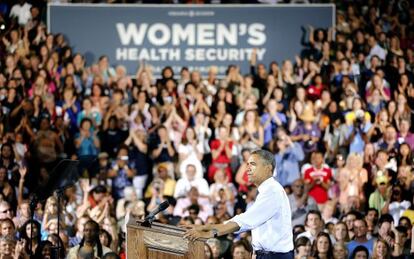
[{"left": 48, "top": 4, "right": 334, "bottom": 76}]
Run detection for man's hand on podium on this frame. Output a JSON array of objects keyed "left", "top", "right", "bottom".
[
  {"left": 183, "top": 224, "right": 214, "bottom": 241},
  {"left": 183, "top": 222, "right": 240, "bottom": 241}
]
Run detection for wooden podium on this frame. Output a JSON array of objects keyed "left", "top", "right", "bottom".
[{"left": 126, "top": 217, "right": 206, "bottom": 259}]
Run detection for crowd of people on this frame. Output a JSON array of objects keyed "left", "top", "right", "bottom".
[{"left": 0, "top": 0, "right": 414, "bottom": 258}]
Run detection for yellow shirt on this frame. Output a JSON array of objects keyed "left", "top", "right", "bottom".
[
  {"left": 402, "top": 209, "right": 414, "bottom": 224},
  {"left": 144, "top": 178, "right": 176, "bottom": 199}
]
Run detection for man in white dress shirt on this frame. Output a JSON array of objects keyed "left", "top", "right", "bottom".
[{"left": 184, "top": 149, "right": 294, "bottom": 258}]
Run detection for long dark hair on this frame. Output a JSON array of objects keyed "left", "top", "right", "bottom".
[
  {"left": 20, "top": 219, "right": 41, "bottom": 254},
  {"left": 78, "top": 220, "right": 103, "bottom": 258},
  {"left": 311, "top": 232, "right": 334, "bottom": 259}
]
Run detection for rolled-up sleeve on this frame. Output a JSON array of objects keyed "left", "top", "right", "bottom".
[{"left": 229, "top": 190, "right": 279, "bottom": 233}]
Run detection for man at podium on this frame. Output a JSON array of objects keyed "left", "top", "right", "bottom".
[{"left": 184, "top": 149, "right": 294, "bottom": 259}]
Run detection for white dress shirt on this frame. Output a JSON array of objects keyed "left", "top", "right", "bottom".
[{"left": 229, "top": 177, "right": 293, "bottom": 253}]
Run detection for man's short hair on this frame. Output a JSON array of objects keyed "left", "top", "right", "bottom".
[
  {"left": 305, "top": 210, "right": 322, "bottom": 224},
  {"left": 378, "top": 214, "right": 394, "bottom": 226},
  {"left": 251, "top": 149, "right": 276, "bottom": 171}
]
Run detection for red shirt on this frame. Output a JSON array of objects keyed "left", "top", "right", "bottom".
[
  {"left": 304, "top": 166, "right": 332, "bottom": 204},
  {"left": 210, "top": 139, "right": 233, "bottom": 164}
]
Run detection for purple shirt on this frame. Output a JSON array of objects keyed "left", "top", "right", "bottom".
[
  {"left": 292, "top": 122, "right": 321, "bottom": 153},
  {"left": 398, "top": 132, "right": 414, "bottom": 151}
]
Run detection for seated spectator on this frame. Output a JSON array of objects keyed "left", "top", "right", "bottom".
[
  {"left": 297, "top": 210, "right": 324, "bottom": 243},
  {"left": 0, "top": 218, "right": 16, "bottom": 238},
  {"left": 0, "top": 201, "right": 13, "bottom": 220},
  {"left": 310, "top": 232, "right": 334, "bottom": 259},
  {"left": 67, "top": 220, "right": 111, "bottom": 259},
  {"left": 68, "top": 216, "right": 90, "bottom": 248},
  {"left": 231, "top": 239, "right": 252, "bottom": 259},
  {"left": 347, "top": 218, "right": 374, "bottom": 257},
  {"left": 397, "top": 118, "right": 414, "bottom": 151},
  {"left": 294, "top": 236, "right": 311, "bottom": 259},
  {"left": 350, "top": 245, "right": 370, "bottom": 259},
  {"left": 20, "top": 219, "right": 41, "bottom": 255},
  {"left": 333, "top": 222, "right": 349, "bottom": 245},
  {"left": 371, "top": 239, "right": 391, "bottom": 259},
  {"left": 333, "top": 242, "right": 348, "bottom": 259}
]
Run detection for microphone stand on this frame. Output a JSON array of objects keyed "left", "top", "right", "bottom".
[
  {"left": 29, "top": 194, "right": 38, "bottom": 258},
  {"left": 52, "top": 188, "right": 64, "bottom": 259},
  {"left": 140, "top": 216, "right": 155, "bottom": 228}
]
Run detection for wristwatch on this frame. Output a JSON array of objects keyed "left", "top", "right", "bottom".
[{"left": 211, "top": 228, "right": 219, "bottom": 238}]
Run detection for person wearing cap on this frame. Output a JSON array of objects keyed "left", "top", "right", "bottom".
[
  {"left": 291, "top": 106, "right": 321, "bottom": 156},
  {"left": 185, "top": 150, "right": 293, "bottom": 258},
  {"left": 368, "top": 171, "right": 390, "bottom": 215}
]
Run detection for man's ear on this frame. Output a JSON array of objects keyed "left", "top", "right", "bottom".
[{"left": 266, "top": 164, "right": 273, "bottom": 174}]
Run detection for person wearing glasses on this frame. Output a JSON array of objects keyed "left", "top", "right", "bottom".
[
  {"left": 185, "top": 150, "right": 294, "bottom": 259},
  {"left": 288, "top": 178, "right": 318, "bottom": 227}
]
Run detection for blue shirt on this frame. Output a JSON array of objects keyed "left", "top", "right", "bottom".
[
  {"left": 347, "top": 238, "right": 374, "bottom": 258},
  {"left": 261, "top": 113, "right": 287, "bottom": 145},
  {"left": 274, "top": 143, "right": 304, "bottom": 187}
]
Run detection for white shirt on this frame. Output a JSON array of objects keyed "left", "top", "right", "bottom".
[
  {"left": 229, "top": 177, "right": 293, "bottom": 253},
  {"left": 173, "top": 177, "right": 210, "bottom": 198},
  {"left": 9, "top": 3, "right": 32, "bottom": 26}
]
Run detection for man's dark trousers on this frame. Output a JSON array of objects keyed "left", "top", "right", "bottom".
[{"left": 255, "top": 250, "right": 294, "bottom": 259}]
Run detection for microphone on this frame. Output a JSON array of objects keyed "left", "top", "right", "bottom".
[{"left": 144, "top": 200, "right": 170, "bottom": 221}]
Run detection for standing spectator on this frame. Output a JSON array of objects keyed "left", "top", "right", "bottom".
[
  {"left": 107, "top": 146, "right": 135, "bottom": 200},
  {"left": 291, "top": 107, "right": 321, "bottom": 156},
  {"left": 75, "top": 118, "right": 100, "bottom": 157},
  {"left": 208, "top": 126, "right": 233, "bottom": 182},
  {"left": 303, "top": 151, "right": 333, "bottom": 208},
  {"left": 125, "top": 127, "right": 150, "bottom": 200},
  {"left": 174, "top": 164, "right": 210, "bottom": 199},
  {"left": 238, "top": 109, "right": 264, "bottom": 150},
  {"left": 9, "top": 0, "right": 32, "bottom": 26},
  {"left": 288, "top": 178, "right": 318, "bottom": 227},
  {"left": 273, "top": 134, "right": 304, "bottom": 187},
  {"left": 338, "top": 153, "right": 368, "bottom": 213}
]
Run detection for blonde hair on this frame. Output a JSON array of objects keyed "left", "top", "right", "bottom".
[{"left": 346, "top": 153, "right": 363, "bottom": 170}]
